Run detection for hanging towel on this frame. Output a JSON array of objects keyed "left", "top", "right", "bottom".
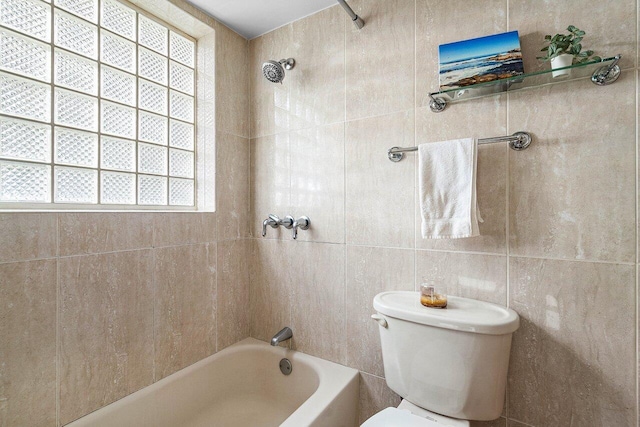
[{"left": 419, "top": 138, "right": 482, "bottom": 239}]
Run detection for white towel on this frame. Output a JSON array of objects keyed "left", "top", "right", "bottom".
[{"left": 418, "top": 138, "right": 482, "bottom": 239}]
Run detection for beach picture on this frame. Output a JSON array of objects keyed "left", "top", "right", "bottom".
[{"left": 438, "top": 30, "right": 524, "bottom": 90}]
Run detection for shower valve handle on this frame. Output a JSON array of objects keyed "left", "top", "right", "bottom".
[{"left": 292, "top": 216, "right": 310, "bottom": 240}]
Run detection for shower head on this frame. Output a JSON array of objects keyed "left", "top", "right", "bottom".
[{"left": 262, "top": 58, "right": 295, "bottom": 84}]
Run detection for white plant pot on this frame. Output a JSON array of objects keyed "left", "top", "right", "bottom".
[{"left": 550, "top": 54, "right": 574, "bottom": 78}]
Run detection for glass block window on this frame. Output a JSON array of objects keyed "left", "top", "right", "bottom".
[{"left": 0, "top": 0, "right": 196, "bottom": 208}]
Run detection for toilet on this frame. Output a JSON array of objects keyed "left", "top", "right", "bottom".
[{"left": 362, "top": 291, "right": 520, "bottom": 427}]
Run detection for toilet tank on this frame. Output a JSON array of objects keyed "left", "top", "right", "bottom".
[{"left": 373, "top": 292, "right": 519, "bottom": 421}]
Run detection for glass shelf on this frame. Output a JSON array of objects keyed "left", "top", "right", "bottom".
[{"left": 429, "top": 55, "right": 622, "bottom": 112}]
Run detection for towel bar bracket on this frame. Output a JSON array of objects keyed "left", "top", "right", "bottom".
[{"left": 387, "top": 132, "right": 532, "bottom": 162}]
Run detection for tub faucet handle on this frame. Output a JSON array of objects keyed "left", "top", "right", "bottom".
[
  {"left": 292, "top": 216, "right": 310, "bottom": 240},
  {"left": 262, "top": 214, "right": 280, "bottom": 237}
]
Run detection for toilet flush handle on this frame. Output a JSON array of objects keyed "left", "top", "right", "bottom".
[{"left": 371, "top": 314, "right": 388, "bottom": 328}]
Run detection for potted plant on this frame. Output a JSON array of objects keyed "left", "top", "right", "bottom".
[{"left": 538, "top": 25, "right": 601, "bottom": 78}]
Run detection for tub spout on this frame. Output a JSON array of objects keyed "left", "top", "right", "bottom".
[{"left": 271, "top": 327, "right": 293, "bottom": 346}]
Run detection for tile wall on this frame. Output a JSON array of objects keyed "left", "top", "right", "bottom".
[
  {"left": 248, "top": 0, "right": 639, "bottom": 426},
  {"left": 0, "top": 4, "right": 251, "bottom": 425}
]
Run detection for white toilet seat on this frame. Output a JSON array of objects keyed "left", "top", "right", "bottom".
[
  {"left": 361, "top": 407, "right": 440, "bottom": 427},
  {"left": 361, "top": 400, "right": 471, "bottom": 427}
]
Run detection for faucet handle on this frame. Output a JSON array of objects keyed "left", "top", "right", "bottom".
[
  {"left": 262, "top": 214, "right": 280, "bottom": 237},
  {"left": 292, "top": 216, "right": 310, "bottom": 240}
]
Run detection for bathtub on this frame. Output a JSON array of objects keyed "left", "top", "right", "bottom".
[{"left": 67, "top": 338, "right": 360, "bottom": 427}]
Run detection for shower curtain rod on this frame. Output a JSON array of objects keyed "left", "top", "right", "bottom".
[{"left": 337, "top": 0, "right": 365, "bottom": 29}]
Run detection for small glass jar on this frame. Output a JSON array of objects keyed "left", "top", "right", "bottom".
[{"left": 420, "top": 283, "right": 447, "bottom": 308}]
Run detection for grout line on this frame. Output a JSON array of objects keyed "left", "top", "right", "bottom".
[
  {"left": 55, "top": 213, "right": 60, "bottom": 427},
  {"left": 634, "top": 66, "right": 640, "bottom": 427},
  {"left": 243, "top": 237, "right": 639, "bottom": 266},
  {"left": 505, "top": 0, "right": 511, "bottom": 420},
  {"left": 151, "top": 246, "right": 156, "bottom": 383}
]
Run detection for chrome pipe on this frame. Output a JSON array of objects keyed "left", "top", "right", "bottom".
[{"left": 337, "top": 0, "right": 364, "bottom": 29}]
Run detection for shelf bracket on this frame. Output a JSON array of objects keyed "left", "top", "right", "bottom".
[
  {"left": 428, "top": 93, "right": 447, "bottom": 113},
  {"left": 591, "top": 54, "right": 621, "bottom": 86}
]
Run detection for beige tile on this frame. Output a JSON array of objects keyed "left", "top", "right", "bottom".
[
  {"left": 153, "top": 212, "right": 217, "bottom": 247},
  {"left": 250, "top": 24, "right": 293, "bottom": 138},
  {"left": 345, "top": 0, "right": 415, "bottom": 121},
  {"left": 346, "top": 110, "right": 415, "bottom": 248},
  {"left": 250, "top": 133, "right": 291, "bottom": 239},
  {"left": 290, "top": 123, "right": 345, "bottom": 243},
  {"left": 217, "top": 239, "right": 250, "bottom": 351},
  {"left": 415, "top": 0, "right": 507, "bottom": 107},
  {"left": 509, "top": 0, "right": 636, "bottom": 72},
  {"left": 59, "top": 213, "right": 154, "bottom": 256},
  {"left": 216, "top": 132, "right": 250, "bottom": 240},
  {"left": 346, "top": 246, "right": 414, "bottom": 376},
  {"left": 216, "top": 24, "right": 250, "bottom": 138},
  {"left": 289, "top": 6, "right": 345, "bottom": 130},
  {"left": 290, "top": 241, "right": 346, "bottom": 364},
  {"left": 0, "top": 260, "right": 56, "bottom": 426},
  {"left": 359, "top": 372, "right": 401, "bottom": 425},
  {"left": 59, "top": 250, "right": 154, "bottom": 424},
  {"left": 509, "top": 75, "right": 636, "bottom": 262},
  {"left": 471, "top": 418, "right": 507, "bottom": 427},
  {"left": 154, "top": 244, "right": 217, "bottom": 380},
  {"left": 415, "top": 100, "right": 507, "bottom": 253},
  {"left": 415, "top": 250, "right": 507, "bottom": 306},
  {"left": 508, "top": 257, "right": 636, "bottom": 426},
  {"left": 0, "top": 213, "right": 57, "bottom": 263},
  {"left": 249, "top": 239, "right": 292, "bottom": 343},
  {"left": 506, "top": 420, "right": 532, "bottom": 427}
]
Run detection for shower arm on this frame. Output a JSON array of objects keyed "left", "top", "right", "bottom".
[{"left": 337, "top": 0, "right": 365, "bottom": 29}]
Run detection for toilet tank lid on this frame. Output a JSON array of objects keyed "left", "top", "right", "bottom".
[{"left": 373, "top": 291, "right": 519, "bottom": 335}]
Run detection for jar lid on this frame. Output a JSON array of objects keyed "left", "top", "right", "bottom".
[{"left": 373, "top": 291, "right": 519, "bottom": 335}]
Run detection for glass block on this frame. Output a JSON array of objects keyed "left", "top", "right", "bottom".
[
  {"left": 139, "top": 15, "right": 167, "bottom": 56},
  {"left": 139, "top": 79, "right": 167, "bottom": 115},
  {"left": 0, "top": 72, "right": 51, "bottom": 123},
  {"left": 169, "top": 120, "right": 193, "bottom": 151},
  {"left": 55, "top": 49, "right": 98, "bottom": 95},
  {"left": 169, "top": 177, "right": 193, "bottom": 206},
  {"left": 169, "top": 61, "right": 194, "bottom": 95},
  {"left": 169, "top": 31, "right": 194, "bottom": 68},
  {"left": 0, "top": 28, "right": 51, "bottom": 83},
  {"left": 139, "top": 47, "right": 167, "bottom": 85},
  {"left": 138, "top": 174, "right": 166, "bottom": 205},
  {"left": 170, "top": 90, "right": 194, "bottom": 123},
  {"left": 54, "top": 9, "right": 98, "bottom": 60},
  {"left": 54, "top": 89, "right": 98, "bottom": 132},
  {"left": 0, "top": 117, "right": 50, "bottom": 163},
  {"left": 0, "top": 0, "right": 51, "bottom": 42},
  {"left": 54, "top": 127, "right": 98, "bottom": 167},
  {"left": 0, "top": 160, "right": 50, "bottom": 202},
  {"left": 139, "top": 111, "right": 167, "bottom": 145},
  {"left": 101, "top": 101, "right": 135, "bottom": 139},
  {"left": 138, "top": 142, "right": 166, "bottom": 175},
  {"left": 54, "top": 166, "right": 97, "bottom": 203},
  {"left": 169, "top": 148, "right": 193, "bottom": 178},
  {"left": 101, "top": 65, "right": 135, "bottom": 106},
  {"left": 100, "top": 136, "right": 135, "bottom": 171},
  {"left": 100, "top": 0, "right": 135, "bottom": 41},
  {"left": 101, "top": 170, "right": 135, "bottom": 204},
  {"left": 100, "top": 30, "right": 136, "bottom": 73},
  {"left": 54, "top": 0, "right": 98, "bottom": 23}
]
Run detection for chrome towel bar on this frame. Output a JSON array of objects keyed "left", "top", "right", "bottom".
[{"left": 387, "top": 131, "right": 532, "bottom": 162}]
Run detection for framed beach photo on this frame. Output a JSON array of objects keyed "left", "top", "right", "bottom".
[{"left": 438, "top": 30, "right": 524, "bottom": 91}]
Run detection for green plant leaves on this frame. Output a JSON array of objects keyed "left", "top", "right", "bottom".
[{"left": 538, "top": 25, "right": 597, "bottom": 63}]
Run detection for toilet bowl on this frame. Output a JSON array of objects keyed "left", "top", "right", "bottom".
[{"left": 362, "top": 291, "right": 519, "bottom": 426}]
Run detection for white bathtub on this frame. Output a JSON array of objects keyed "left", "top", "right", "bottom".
[{"left": 67, "top": 338, "right": 360, "bottom": 427}]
